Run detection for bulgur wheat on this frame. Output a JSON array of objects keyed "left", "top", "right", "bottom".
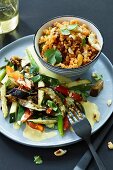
[{"left": 39, "top": 19, "right": 100, "bottom": 68}]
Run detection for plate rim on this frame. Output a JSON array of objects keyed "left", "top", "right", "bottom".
[{"left": 0, "top": 34, "right": 113, "bottom": 148}]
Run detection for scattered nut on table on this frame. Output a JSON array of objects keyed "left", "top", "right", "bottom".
[
  {"left": 108, "top": 141, "right": 113, "bottom": 149},
  {"left": 54, "top": 149, "right": 67, "bottom": 156},
  {"left": 107, "top": 99, "right": 112, "bottom": 106}
]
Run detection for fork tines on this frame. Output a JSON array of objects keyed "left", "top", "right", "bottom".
[
  {"left": 67, "top": 112, "right": 78, "bottom": 124},
  {"left": 68, "top": 106, "right": 85, "bottom": 124}
]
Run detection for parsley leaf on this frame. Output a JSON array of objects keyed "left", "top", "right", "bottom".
[
  {"left": 44, "top": 49, "right": 62, "bottom": 65},
  {"left": 34, "top": 155, "right": 43, "bottom": 165}
]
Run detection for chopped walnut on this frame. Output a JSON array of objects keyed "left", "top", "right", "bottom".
[
  {"left": 54, "top": 149, "right": 67, "bottom": 156},
  {"left": 108, "top": 142, "right": 113, "bottom": 149}
]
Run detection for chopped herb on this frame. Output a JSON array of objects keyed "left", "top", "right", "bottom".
[
  {"left": 34, "top": 155, "right": 43, "bottom": 165},
  {"left": 4, "top": 57, "right": 13, "bottom": 67},
  {"left": 81, "top": 38, "right": 86, "bottom": 46},
  {"left": 67, "top": 24, "right": 78, "bottom": 30},
  {"left": 46, "top": 100, "right": 58, "bottom": 111},
  {"left": 44, "top": 49, "right": 62, "bottom": 65},
  {"left": 92, "top": 72, "right": 103, "bottom": 81},
  {"left": 61, "top": 24, "right": 78, "bottom": 35},
  {"left": 61, "top": 29, "right": 70, "bottom": 35}
]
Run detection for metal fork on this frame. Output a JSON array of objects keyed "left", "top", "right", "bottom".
[{"left": 68, "top": 111, "right": 106, "bottom": 170}]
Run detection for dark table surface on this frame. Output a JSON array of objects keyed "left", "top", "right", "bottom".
[{"left": 0, "top": 0, "right": 113, "bottom": 170}]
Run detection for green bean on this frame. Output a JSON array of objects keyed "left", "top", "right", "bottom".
[{"left": 57, "top": 115, "right": 64, "bottom": 136}]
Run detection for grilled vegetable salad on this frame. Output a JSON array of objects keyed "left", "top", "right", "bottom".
[{"left": 0, "top": 50, "right": 104, "bottom": 136}]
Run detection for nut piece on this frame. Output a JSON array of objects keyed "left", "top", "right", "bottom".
[
  {"left": 68, "top": 47, "right": 74, "bottom": 54},
  {"left": 108, "top": 142, "right": 113, "bottom": 149},
  {"left": 54, "top": 149, "right": 67, "bottom": 156},
  {"left": 107, "top": 99, "right": 112, "bottom": 106}
]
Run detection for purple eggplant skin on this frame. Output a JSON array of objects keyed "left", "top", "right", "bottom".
[{"left": 7, "top": 88, "right": 30, "bottom": 99}]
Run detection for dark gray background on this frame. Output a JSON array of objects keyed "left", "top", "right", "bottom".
[{"left": 0, "top": 0, "right": 113, "bottom": 170}]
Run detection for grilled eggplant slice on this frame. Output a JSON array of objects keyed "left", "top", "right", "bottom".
[
  {"left": 8, "top": 88, "right": 29, "bottom": 99},
  {"left": 90, "top": 80, "right": 104, "bottom": 97},
  {"left": 8, "top": 88, "right": 37, "bottom": 99},
  {"left": 19, "top": 99, "right": 46, "bottom": 111}
]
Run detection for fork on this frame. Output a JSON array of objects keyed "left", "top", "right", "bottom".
[{"left": 68, "top": 111, "right": 106, "bottom": 170}]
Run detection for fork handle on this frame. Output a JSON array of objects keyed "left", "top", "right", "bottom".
[{"left": 88, "top": 142, "right": 106, "bottom": 170}]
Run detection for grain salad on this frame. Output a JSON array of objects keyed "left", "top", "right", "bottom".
[{"left": 38, "top": 19, "right": 101, "bottom": 69}]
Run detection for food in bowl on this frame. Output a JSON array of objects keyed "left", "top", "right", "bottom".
[{"left": 38, "top": 19, "right": 101, "bottom": 69}]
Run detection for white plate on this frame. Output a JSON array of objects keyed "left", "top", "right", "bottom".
[{"left": 0, "top": 35, "right": 113, "bottom": 147}]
